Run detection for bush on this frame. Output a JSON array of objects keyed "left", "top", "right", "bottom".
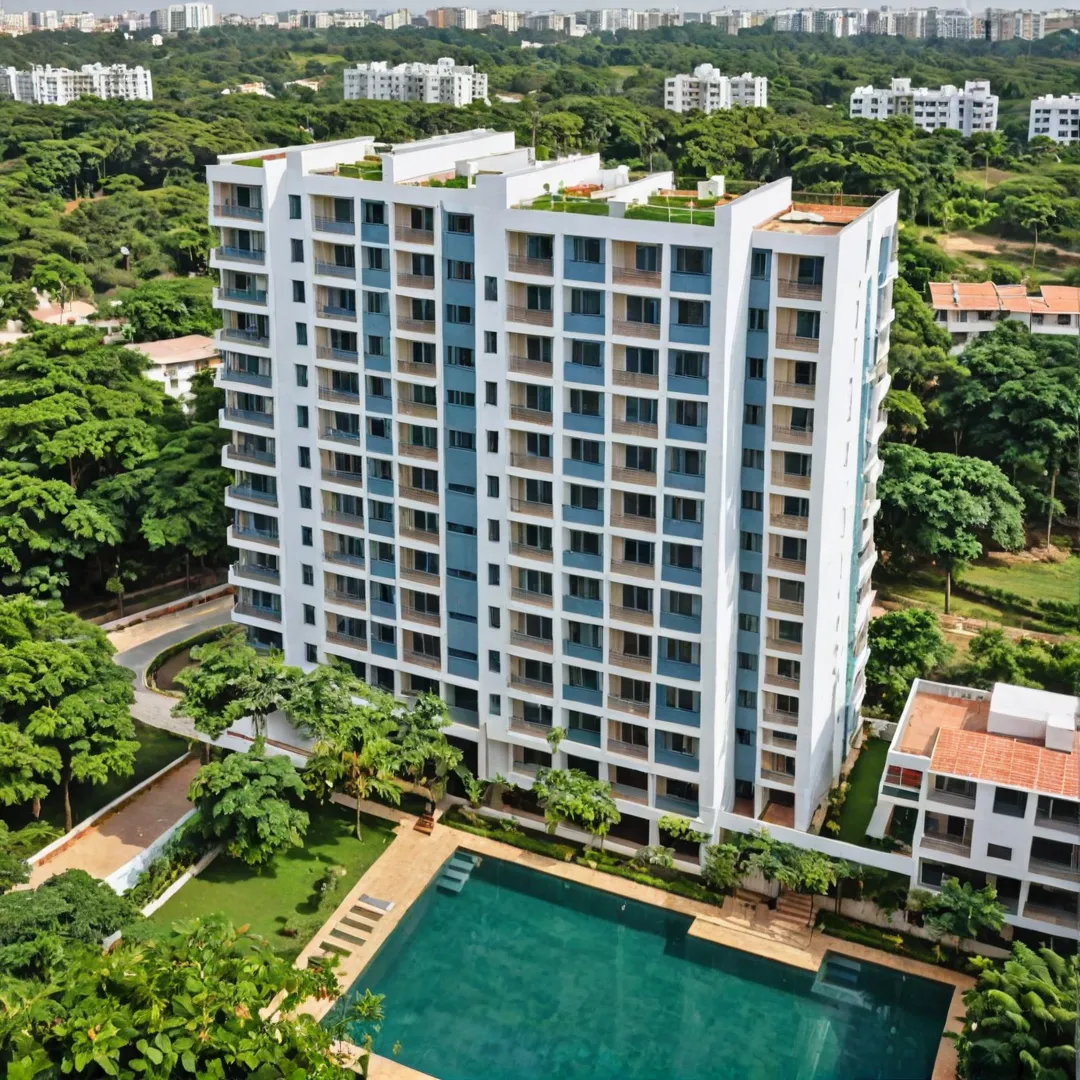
[
  {"left": 816, "top": 911, "right": 971, "bottom": 973},
  {"left": 125, "top": 816, "right": 209, "bottom": 909}
]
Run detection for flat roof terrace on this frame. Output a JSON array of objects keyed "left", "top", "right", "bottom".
[{"left": 898, "top": 690, "right": 990, "bottom": 756}]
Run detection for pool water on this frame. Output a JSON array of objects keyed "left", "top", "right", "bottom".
[{"left": 326, "top": 852, "right": 952, "bottom": 1080}]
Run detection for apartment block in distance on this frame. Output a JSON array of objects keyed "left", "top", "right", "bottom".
[
  {"left": 0, "top": 63, "right": 153, "bottom": 104},
  {"left": 208, "top": 129, "right": 897, "bottom": 845},
  {"left": 1029, "top": 93, "right": 1080, "bottom": 144},
  {"left": 849, "top": 78, "right": 998, "bottom": 134},
  {"left": 344, "top": 59, "right": 489, "bottom": 107},
  {"left": 664, "top": 66, "right": 768, "bottom": 113},
  {"left": 872, "top": 678, "right": 1079, "bottom": 943}
]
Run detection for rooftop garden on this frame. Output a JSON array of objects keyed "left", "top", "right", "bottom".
[
  {"left": 516, "top": 193, "right": 610, "bottom": 215},
  {"left": 338, "top": 158, "right": 382, "bottom": 181},
  {"left": 625, "top": 196, "right": 716, "bottom": 226}
]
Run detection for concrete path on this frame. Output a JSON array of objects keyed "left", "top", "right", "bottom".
[
  {"left": 110, "top": 596, "right": 233, "bottom": 739},
  {"left": 29, "top": 758, "right": 201, "bottom": 887}
]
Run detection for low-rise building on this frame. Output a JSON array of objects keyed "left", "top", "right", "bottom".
[
  {"left": 125, "top": 333, "right": 219, "bottom": 400},
  {"left": 849, "top": 78, "right": 998, "bottom": 134},
  {"left": 664, "top": 66, "right": 768, "bottom": 113},
  {"left": 872, "top": 678, "right": 1078, "bottom": 944},
  {"left": 343, "top": 57, "right": 488, "bottom": 107},
  {"left": 1029, "top": 93, "right": 1080, "bottom": 144},
  {"left": 929, "top": 281, "right": 1080, "bottom": 353},
  {"left": 0, "top": 63, "right": 153, "bottom": 104}
]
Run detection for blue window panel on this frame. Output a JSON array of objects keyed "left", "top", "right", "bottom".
[
  {"left": 563, "top": 640, "right": 603, "bottom": 663},
  {"left": 742, "top": 423, "right": 765, "bottom": 451},
  {"left": 563, "top": 412, "right": 605, "bottom": 435},
  {"left": 563, "top": 236, "right": 606, "bottom": 283},
  {"left": 563, "top": 312, "right": 605, "bottom": 336},
  {"left": 443, "top": 278, "right": 475, "bottom": 307},
  {"left": 563, "top": 458, "right": 604, "bottom": 481},
  {"left": 361, "top": 267, "right": 390, "bottom": 289},
  {"left": 563, "top": 549, "right": 603, "bottom": 572},
  {"left": 657, "top": 657, "right": 700, "bottom": 682},
  {"left": 739, "top": 508, "right": 763, "bottom": 534},
  {"left": 446, "top": 488, "right": 477, "bottom": 528},
  {"left": 734, "top": 740, "right": 756, "bottom": 782},
  {"left": 669, "top": 271, "right": 711, "bottom": 296},
  {"left": 745, "top": 327, "right": 769, "bottom": 358},
  {"left": 443, "top": 321, "right": 474, "bottom": 350},
  {"left": 367, "top": 475, "right": 393, "bottom": 498},
  {"left": 448, "top": 706, "right": 479, "bottom": 727},
  {"left": 666, "top": 422, "right": 707, "bottom": 444},
  {"left": 739, "top": 551, "right": 763, "bottom": 577},
  {"left": 662, "top": 564, "right": 701, "bottom": 587},
  {"left": 371, "top": 598, "right": 396, "bottom": 619},
  {"left": 566, "top": 726, "right": 602, "bottom": 747},
  {"left": 366, "top": 434, "right": 392, "bottom": 455},
  {"left": 744, "top": 378, "right": 767, "bottom": 407},
  {"left": 736, "top": 628, "right": 760, "bottom": 654},
  {"left": 360, "top": 220, "right": 389, "bottom": 245},
  {"left": 563, "top": 594, "right": 603, "bottom": 618},
  {"left": 655, "top": 698, "right": 700, "bottom": 727},
  {"left": 663, "top": 517, "right": 704, "bottom": 541},
  {"left": 446, "top": 532, "right": 477, "bottom": 573},
  {"left": 444, "top": 404, "right": 476, "bottom": 432},
  {"left": 365, "top": 394, "right": 391, "bottom": 415},
  {"left": 665, "top": 469, "right": 705, "bottom": 493},
  {"left": 444, "top": 365, "right": 475, "bottom": 393},
  {"left": 748, "top": 279, "right": 771, "bottom": 313},
  {"left": 448, "top": 654, "right": 479, "bottom": 680},
  {"left": 669, "top": 323, "right": 710, "bottom": 347},
  {"left": 667, "top": 373, "right": 708, "bottom": 396},
  {"left": 564, "top": 362, "right": 605, "bottom": 386},
  {"left": 660, "top": 610, "right": 701, "bottom": 634},
  {"left": 445, "top": 448, "right": 476, "bottom": 488},
  {"left": 370, "top": 559, "right": 396, "bottom": 580},
  {"left": 735, "top": 668, "right": 758, "bottom": 692},
  {"left": 367, "top": 517, "right": 394, "bottom": 538},
  {"left": 448, "top": 617, "right": 478, "bottom": 652},
  {"left": 446, "top": 576, "right": 478, "bottom": 618},
  {"left": 563, "top": 684, "right": 603, "bottom": 707},
  {"left": 364, "top": 353, "right": 391, "bottom": 374},
  {"left": 738, "top": 588, "right": 761, "bottom": 611},
  {"left": 563, "top": 504, "right": 604, "bottom": 527},
  {"left": 655, "top": 747, "right": 700, "bottom": 772},
  {"left": 443, "top": 230, "right": 474, "bottom": 262},
  {"left": 371, "top": 637, "right": 397, "bottom": 659}
]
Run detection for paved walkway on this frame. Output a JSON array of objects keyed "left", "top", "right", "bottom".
[
  {"left": 29, "top": 758, "right": 200, "bottom": 887},
  {"left": 109, "top": 596, "right": 233, "bottom": 739}
]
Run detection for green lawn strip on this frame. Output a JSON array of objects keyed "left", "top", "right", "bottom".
[
  {"left": 816, "top": 911, "right": 971, "bottom": 974},
  {"left": 835, "top": 739, "right": 890, "bottom": 845},
  {"left": 148, "top": 802, "right": 397, "bottom": 961},
  {"left": 0, "top": 721, "right": 189, "bottom": 834},
  {"left": 959, "top": 557, "right": 1080, "bottom": 606}
]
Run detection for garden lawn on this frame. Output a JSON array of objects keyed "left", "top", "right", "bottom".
[
  {"left": 149, "top": 801, "right": 397, "bottom": 960},
  {"left": 960, "top": 556, "right": 1080, "bottom": 606},
  {"left": 0, "top": 721, "right": 188, "bottom": 834},
  {"left": 835, "top": 738, "right": 890, "bottom": 845}
]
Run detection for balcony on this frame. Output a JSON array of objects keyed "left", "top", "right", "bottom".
[
  {"left": 921, "top": 833, "right": 973, "bottom": 859},
  {"left": 1022, "top": 901, "right": 1080, "bottom": 928},
  {"left": 927, "top": 785, "right": 977, "bottom": 810},
  {"left": 509, "top": 453, "right": 553, "bottom": 474},
  {"left": 222, "top": 406, "right": 273, "bottom": 428},
  {"left": 773, "top": 380, "right": 816, "bottom": 401},
  {"left": 613, "top": 265, "right": 661, "bottom": 289},
  {"left": 768, "top": 555, "right": 806, "bottom": 575},
  {"left": 613, "top": 319, "right": 660, "bottom": 341},
  {"left": 509, "top": 498, "right": 553, "bottom": 519},
  {"left": 399, "top": 485, "right": 438, "bottom": 506},
  {"left": 227, "top": 484, "right": 277, "bottom": 507},
  {"left": 777, "top": 278, "right": 823, "bottom": 302},
  {"left": 764, "top": 672, "right": 800, "bottom": 691},
  {"left": 657, "top": 656, "right": 700, "bottom": 681},
  {"left": 316, "top": 345, "right": 359, "bottom": 363},
  {"left": 771, "top": 470, "right": 811, "bottom": 491},
  {"left": 226, "top": 444, "right": 274, "bottom": 467},
  {"left": 395, "top": 225, "right": 434, "bottom": 245},
  {"left": 313, "top": 214, "right": 355, "bottom": 235},
  {"left": 322, "top": 508, "right": 364, "bottom": 530},
  {"left": 509, "top": 355, "right": 553, "bottom": 378},
  {"left": 511, "top": 587, "right": 552, "bottom": 608},
  {"left": 399, "top": 442, "right": 437, "bottom": 462},
  {"left": 233, "top": 600, "right": 281, "bottom": 622},
  {"left": 563, "top": 637, "right": 602, "bottom": 662},
  {"left": 1028, "top": 856, "right": 1080, "bottom": 883},
  {"left": 402, "top": 604, "right": 440, "bottom": 627},
  {"left": 509, "top": 542, "right": 552, "bottom": 563},
  {"left": 214, "top": 245, "right": 264, "bottom": 263},
  {"left": 760, "top": 768, "right": 795, "bottom": 787},
  {"left": 326, "top": 630, "right": 368, "bottom": 651},
  {"left": 610, "top": 558, "right": 654, "bottom": 580},
  {"left": 509, "top": 673, "right": 553, "bottom": 696},
  {"left": 404, "top": 649, "right": 441, "bottom": 670},
  {"left": 607, "top": 695, "right": 650, "bottom": 718},
  {"left": 610, "top": 511, "right": 656, "bottom": 534},
  {"left": 612, "top": 466, "right": 656, "bottom": 487},
  {"left": 607, "top": 737, "right": 647, "bottom": 761},
  {"left": 314, "top": 260, "right": 356, "bottom": 280},
  {"left": 765, "top": 636, "right": 802, "bottom": 655},
  {"left": 655, "top": 791, "right": 700, "bottom": 813},
  {"left": 509, "top": 405, "right": 553, "bottom": 426},
  {"left": 398, "top": 317, "right": 436, "bottom": 335},
  {"left": 317, "top": 304, "right": 357, "bottom": 323},
  {"left": 221, "top": 365, "right": 271, "bottom": 388},
  {"left": 220, "top": 327, "right": 269, "bottom": 348},
  {"left": 318, "top": 386, "right": 360, "bottom": 406},
  {"left": 321, "top": 467, "right": 363, "bottom": 489},
  {"left": 510, "top": 631, "right": 553, "bottom": 654},
  {"left": 611, "top": 782, "right": 648, "bottom": 805},
  {"left": 231, "top": 560, "right": 279, "bottom": 585},
  {"left": 613, "top": 369, "right": 659, "bottom": 391},
  {"left": 214, "top": 202, "right": 263, "bottom": 222},
  {"left": 566, "top": 726, "right": 602, "bottom": 748},
  {"left": 323, "top": 549, "right": 365, "bottom": 570},
  {"left": 608, "top": 649, "right": 651, "bottom": 673},
  {"left": 506, "top": 304, "right": 553, "bottom": 328},
  {"left": 510, "top": 716, "right": 554, "bottom": 738},
  {"left": 776, "top": 333, "right": 819, "bottom": 353},
  {"left": 772, "top": 425, "right": 814, "bottom": 446},
  {"left": 325, "top": 588, "right": 366, "bottom": 610},
  {"left": 609, "top": 603, "right": 653, "bottom": 627},
  {"left": 770, "top": 513, "right": 808, "bottom": 533},
  {"left": 762, "top": 709, "right": 799, "bottom": 728},
  {"left": 508, "top": 255, "right": 553, "bottom": 277},
  {"left": 397, "top": 272, "right": 434, "bottom": 291},
  {"left": 321, "top": 426, "right": 362, "bottom": 448},
  {"left": 397, "top": 398, "right": 437, "bottom": 420},
  {"left": 217, "top": 286, "right": 267, "bottom": 305},
  {"left": 401, "top": 566, "right": 440, "bottom": 587},
  {"left": 612, "top": 419, "right": 657, "bottom": 439}
]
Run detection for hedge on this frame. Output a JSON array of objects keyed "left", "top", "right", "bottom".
[
  {"left": 144, "top": 626, "right": 227, "bottom": 694},
  {"left": 953, "top": 579, "right": 1080, "bottom": 631}
]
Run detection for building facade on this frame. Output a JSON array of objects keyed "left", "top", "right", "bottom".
[
  {"left": 1029, "top": 93, "right": 1080, "bottom": 144},
  {"left": 664, "top": 66, "right": 768, "bottom": 113},
  {"left": 0, "top": 63, "right": 153, "bottom": 103},
  {"left": 873, "top": 678, "right": 1078, "bottom": 943},
  {"left": 849, "top": 78, "right": 998, "bottom": 133},
  {"left": 343, "top": 58, "right": 489, "bottom": 107},
  {"left": 150, "top": 3, "right": 214, "bottom": 30},
  {"left": 208, "top": 129, "right": 897, "bottom": 844}
]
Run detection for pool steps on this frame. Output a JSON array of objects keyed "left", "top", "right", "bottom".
[
  {"left": 436, "top": 852, "right": 481, "bottom": 894},
  {"left": 315, "top": 897, "right": 391, "bottom": 962}
]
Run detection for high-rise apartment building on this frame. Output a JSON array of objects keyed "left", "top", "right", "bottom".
[
  {"left": 344, "top": 59, "right": 489, "bottom": 107},
  {"left": 849, "top": 78, "right": 998, "bottom": 134},
  {"left": 0, "top": 63, "right": 153, "bottom": 104},
  {"left": 150, "top": 3, "right": 214, "bottom": 30},
  {"left": 1029, "top": 93, "right": 1080, "bottom": 144},
  {"left": 208, "top": 129, "right": 897, "bottom": 842},
  {"left": 664, "top": 66, "right": 768, "bottom": 113}
]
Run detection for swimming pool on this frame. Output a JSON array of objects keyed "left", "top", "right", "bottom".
[{"left": 326, "top": 850, "right": 952, "bottom": 1080}]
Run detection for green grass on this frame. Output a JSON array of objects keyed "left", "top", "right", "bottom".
[
  {"left": 609, "top": 65, "right": 640, "bottom": 78},
  {"left": 520, "top": 194, "right": 610, "bottom": 216},
  {"left": 0, "top": 721, "right": 189, "bottom": 834},
  {"left": 624, "top": 203, "right": 714, "bottom": 226},
  {"left": 834, "top": 738, "right": 890, "bottom": 845},
  {"left": 149, "top": 802, "right": 397, "bottom": 961},
  {"left": 960, "top": 556, "right": 1080, "bottom": 606}
]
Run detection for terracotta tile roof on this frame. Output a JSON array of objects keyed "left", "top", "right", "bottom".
[
  {"left": 930, "top": 727, "right": 1080, "bottom": 798},
  {"left": 928, "top": 281, "right": 1080, "bottom": 316},
  {"left": 1039, "top": 286, "right": 1080, "bottom": 314},
  {"left": 898, "top": 691, "right": 989, "bottom": 756}
]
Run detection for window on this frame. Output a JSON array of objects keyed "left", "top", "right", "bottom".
[
  {"left": 795, "top": 310, "right": 821, "bottom": 340},
  {"left": 738, "top": 613, "right": 759, "bottom": 633},
  {"left": 672, "top": 350, "right": 707, "bottom": 379},
  {"left": 741, "top": 448, "right": 764, "bottom": 469},
  {"left": 488, "top": 606, "right": 501, "bottom": 629},
  {"left": 368, "top": 335, "right": 386, "bottom": 356},
  {"left": 740, "top": 530, "right": 762, "bottom": 552},
  {"left": 572, "top": 236, "right": 602, "bottom": 263},
  {"left": 446, "top": 213, "right": 473, "bottom": 234},
  {"left": 736, "top": 689, "right": 756, "bottom": 708},
  {"left": 489, "top": 692, "right": 501, "bottom": 715},
  {"left": 571, "top": 339, "right": 602, "bottom": 367},
  {"left": 365, "top": 246, "right": 387, "bottom": 270},
  {"left": 739, "top": 572, "right": 761, "bottom": 592},
  {"left": 737, "top": 728, "right": 753, "bottom": 745},
  {"left": 365, "top": 291, "right": 386, "bottom": 314},
  {"left": 446, "top": 304, "right": 473, "bottom": 324},
  {"left": 447, "top": 346, "right": 474, "bottom": 367},
  {"left": 288, "top": 194, "right": 301, "bottom": 220},
  {"left": 447, "top": 259, "right": 473, "bottom": 281},
  {"left": 748, "top": 308, "right": 768, "bottom": 331},
  {"left": 298, "top": 447, "right": 311, "bottom": 468},
  {"left": 741, "top": 489, "right": 763, "bottom": 511},
  {"left": 672, "top": 399, "right": 706, "bottom": 427},
  {"left": 570, "top": 289, "right": 602, "bottom": 316},
  {"left": 447, "top": 389, "right": 475, "bottom": 407},
  {"left": 303, "top": 604, "right": 315, "bottom": 626},
  {"left": 675, "top": 299, "right": 707, "bottom": 326},
  {"left": 744, "top": 404, "right": 763, "bottom": 425},
  {"left": 747, "top": 357, "right": 765, "bottom": 379},
  {"left": 625, "top": 347, "right": 657, "bottom": 374},
  {"left": 301, "top": 563, "right": 314, "bottom": 586},
  {"left": 292, "top": 280, "right": 305, "bottom": 303},
  {"left": 487, "top": 476, "right": 499, "bottom": 498},
  {"left": 290, "top": 238, "right": 304, "bottom": 262},
  {"left": 448, "top": 430, "right": 475, "bottom": 450},
  {"left": 486, "top": 431, "right": 499, "bottom": 453},
  {"left": 488, "top": 650, "right": 501, "bottom": 674},
  {"left": 488, "top": 563, "right": 500, "bottom": 586},
  {"left": 674, "top": 247, "right": 708, "bottom": 275},
  {"left": 570, "top": 389, "right": 602, "bottom": 416},
  {"left": 570, "top": 484, "right": 602, "bottom": 511},
  {"left": 986, "top": 843, "right": 1012, "bottom": 860},
  {"left": 298, "top": 485, "right": 312, "bottom": 509},
  {"left": 296, "top": 405, "right": 308, "bottom": 428},
  {"left": 570, "top": 438, "right": 602, "bottom": 464},
  {"left": 484, "top": 330, "right": 497, "bottom": 353},
  {"left": 992, "top": 787, "right": 1027, "bottom": 818},
  {"left": 488, "top": 519, "right": 500, "bottom": 542},
  {"left": 737, "top": 651, "right": 757, "bottom": 671},
  {"left": 635, "top": 244, "right": 659, "bottom": 272},
  {"left": 301, "top": 525, "right": 313, "bottom": 546},
  {"left": 295, "top": 322, "right": 308, "bottom": 346},
  {"left": 484, "top": 276, "right": 498, "bottom": 301},
  {"left": 750, "top": 250, "right": 768, "bottom": 279},
  {"left": 626, "top": 294, "right": 659, "bottom": 325},
  {"left": 485, "top": 381, "right": 498, "bottom": 406},
  {"left": 363, "top": 201, "right": 385, "bottom": 224}
]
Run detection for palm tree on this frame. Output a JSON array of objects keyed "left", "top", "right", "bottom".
[{"left": 952, "top": 942, "right": 1077, "bottom": 1080}]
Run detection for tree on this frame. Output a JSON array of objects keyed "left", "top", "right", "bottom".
[
  {"left": 117, "top": 277, "right": 218, "bottom": 342},
  {"left": 865, "top": 608, "right": 952, "bottom": 718},
  {"left": 877, "top": 444, "right": 1024, "bottom": 613},
  {"left": 0, "top": 820, "right": 59, "bottom": 894},
  {"left": 0, "top": 915, "right": 354, "bottom": 1079},
  {"left": 0, "top": 722, "right": 61, "bottom": 815},
  {"left": 1001, "top": 193, "right": 1056, "bottom": 268},
  {"left": 0, "top": 595, "right": 138, "bottom": 831},
  {"left": 922, "top": 878, "right": 1007, "bottom": 943},
  {"left": 391, "top": 691, "right": 462, "bottom": 802},
  {"left": 952, "top": 942, "right": 1077, "bottom": 1080},
  {"left": 0, "top": 868, "right": 141, "bottom": 980},
  {"left": 173, "top": 626, "right": 300, "bottom": 739},
  {"left": 28, "top": 254, "right": 91, "bottom": 316},
  {"left": 187, "top": 743, "right": 309, "bottom": 866},
  {"left": 702, "top": 842, "right": 742, "bottom": 892},
  {"left": 531, "top": 767, "right": 621, "bottom": 848}
]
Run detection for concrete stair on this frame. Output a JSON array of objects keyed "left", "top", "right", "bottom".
[
  {"left": 436, "top": 852, "right": 480, "bottom": 894},
  {"left": 313, "top": 898, "right": 388, "bottom": 962},
  {"left": 414, "top": 811, "right": 435, "bottom": 835},
  {"left": 773, "top": 891, "right": 814, "bottom": 933}
]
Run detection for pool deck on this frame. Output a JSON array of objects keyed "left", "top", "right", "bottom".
[{"left": 296, "top": 804, "right": 972, "bottom": 1080}]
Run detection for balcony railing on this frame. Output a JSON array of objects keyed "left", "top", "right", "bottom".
[
  {"left": 320, "top": 427, "right": 362, "bottom": 446},
  {"left": 397, "top": 317, "right": 436, "bottom": 335},
  {"left": 506, "top": 305, "right": 553, "bottom": 327},
  {"left": 771, "top": 470, "right": 811, "bottom": 491},
  {"left": 404, "top": 648, "right": 441, "bottom": 670},
  {"left": 218, "top": 287, "right": 267, "bottom": 305},
  {"left": 607, "top": 737, "right": 648, "bottom": 760},
  {"left": 233, "top": 601, "right": 281, "bottom": 622},
  {"left": 610, "top": 511, "right": 656, "bottom": 533},
  {"left": 509, "top": 405, "right": 553, "bottom": 426},
  {"left": 762, "top": 709, "right": 799, "bottom": 728},
  {"left": 509, "top": 453, "right": 553, "bottom": 473},
  {"left": 508, "top": 255, "right": 554, "bottom": 276},
  {"left": 402, "top": 605, "right": 440, "bottom": 626},
  {"left": 1028, "top": 856, "right": 1080, "bottom": 882},
  {"left": 397, "top": 273, "right": 435, "bottom": 290},
  {"left": 318, "top": 386, "right": 361, "bottom": 405},
  {"left": 226, "top": 444, "right": 274, "bottom": 466},
  {"left": 400, "top": 442, "right": 438, "bottom": 462},
  {"left": 760, "top": 768, "right": 795, "bottom": 786},
  {"left": 400, "top": 566, "right": 440, "bottom": 586},
  {"left": 613, "top": 266, "right": 661, "bottom": 288},
  {"left": 510, "top": 631, "right": 553, "bottom": 653},
  {"left": 214, "top": 202, "right": 263, "bottom": 221},
  {"left": 768, "top": 595, "right": 804, "bottom": 616},
  {"left": 231, "top": 560, "right": 279, "bottom": 584},
  {"left": 770, "top": 513, "right": 809, "bottom": 532},
  {"left": 317, "top": 305, "right": 357, "bottom": 323},
  {"left": 921, "top": 833, "right": 973, "bottom": 858},
  {"left": 215, "top": 245, "right": 264, "bottom": 263},
  {"left": 223, "top": 406, "right": 273, "bottom": 427},
  {"left": 326, "top": 630, "right": 368, "bottom": 651},
  {"left": 323, "top": 550, "right": 365, "bottom": 569},
  {"left": 612, "top": 369, "right": 659, "bottom": 390},
  {"left": 397, "top": 399, "right": 437, "bottom": 419},
  {"left": 508, "top": 355, "right": 553, "bottom": 378},
  {"left": 509, "top": 542, "right": 552, "bottom": 562},
  {"left": 763, "top": 667, "right": 800, "bottom": 689},
  {"left": 395, "top": 225, "right": 434, "bottom": 245},
  {"left": 220, "top": 327, "right": 269, "bottom": 347},
  {"left": 607, "top": 695, "right": 650, "bottom": 718},
  {"left": 773, "top": 380, "right": 816, "bottom": 400},
  {"left": 509, "top": 498, "right": 553, "bottom": 518},
  {"left": 777, "top": 278, "right": 823, "bottom": 301},
  {"left": 510, "top": 716, "right": 554, "bottom": 737},
  {"left": 613, "top": 318, "right": 660, "bottom": 340},
  {"left": 609, "top": 649, "right": 651, "bottom": 672},
  {"left": 220, "top": 365, "right": 271, "bottom": 388},
  {"left": 509, "top": 673, "right": 553, "bottom": 696},
  {"left": 772, "top": 425, "right": 814, "bottom": 446},
  {"left": 510, "top": 587, "right": 552, "bottom": 608},
  {"left": 321, "top": 468, "right": 363, "bottom": 488},
  {"left": 612, "top": 418, "right": 657, "bottom": 439},
  {"left": 766, "top": 636, "right": 802, "bottom": 654},
  {"left": 322, "top": 509, "right": 364, "bottom": 529},
  {"left": 612, "top": 466, "right": 656, "bottom": 487},
  {"left": 316, "top": 345, "right": 359, "bottom": 363},
  {"left": 227, "top": 484, "right": 277, "bottom": 505},
  {"left": 609, "top": 603, "right": 653, "bottom": 626},
  {"left": 611, "top": 782, "right": 648, "bottom": 804},
  {"left": 399, "top": 485, "right": 438, "bottom": 506},
  {"left": 314, "top": 260, "right": 356, "bottom": 279},
  {"left": 325, "top": 588, "right": 366, "bottom": 609},
  {"left": 768, "top": 555, "right": 806, "bottom": 575},
  {"left": 609, "top": 559, "right": 654, "bottom": 579},
  {"left": 776, "top": 333, "right": 820, "bottom": 353}
]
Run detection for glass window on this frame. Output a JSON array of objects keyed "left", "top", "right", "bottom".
[{"left": 288, "top": 194, "right": 302, "bottom": 220}]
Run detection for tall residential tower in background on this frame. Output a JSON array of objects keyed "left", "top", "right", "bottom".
[{"left": 209, "top": 130, "right": 896, "bottom": 844}]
